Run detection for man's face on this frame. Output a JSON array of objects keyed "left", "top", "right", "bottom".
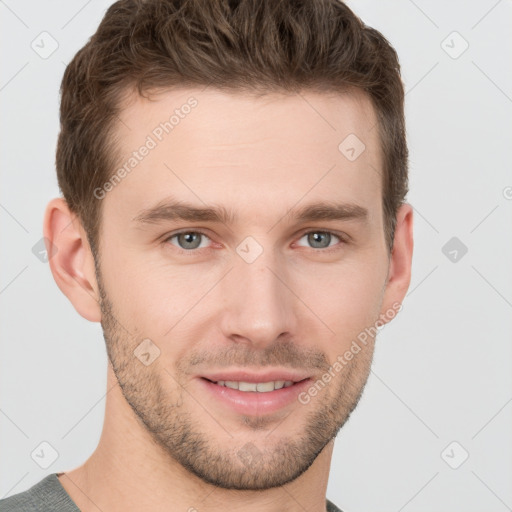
[{"left": 95, "top": 87, "right": 392, "bottom": 490}]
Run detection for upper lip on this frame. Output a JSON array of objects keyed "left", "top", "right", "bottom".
[{"left": 200, "top": 370, "right": 312, "bottom": 383}]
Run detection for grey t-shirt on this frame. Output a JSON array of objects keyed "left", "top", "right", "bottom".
[
  {"left": 0, "top": 473, "right": 344, "bottom": 511},
  {"left": 0, "top": 474, "right": 80, "bottom": 511},
  {"left": 0, "top": 473, "right": 343, "bottom": 512}
]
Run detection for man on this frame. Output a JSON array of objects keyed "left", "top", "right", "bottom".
[{"left": 1, "top": 0, "right": 413, "bottom": 510}]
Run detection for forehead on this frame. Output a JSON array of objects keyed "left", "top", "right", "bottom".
[{"left": 106, "top": 86, "right": 383, "bottom": 227}]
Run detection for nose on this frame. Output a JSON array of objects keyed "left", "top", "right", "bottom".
[{"left": 218, "top": 248, "right": 297, "bottom": 349}]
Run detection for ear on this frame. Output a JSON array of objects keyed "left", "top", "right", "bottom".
[
  {"left": 379, "top": 203, "right": 414, "bottom": 323},
  {"left": 43, "top": 197, "right": 102, "bottom": 322}
]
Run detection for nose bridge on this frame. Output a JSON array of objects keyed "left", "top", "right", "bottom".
[{"left": 219, "top": 245, "right": 295, "bottom": 347}]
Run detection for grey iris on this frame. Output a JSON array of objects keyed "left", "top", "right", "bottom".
[
  {"left": 308, "top": 232, "right": 331, "bottom": 249},
  {"left": 178, "top": 232, "right": 202, "bottom": 250}
]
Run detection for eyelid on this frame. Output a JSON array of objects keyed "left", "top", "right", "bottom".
[{"left": 295, "top": 227, "right": 349, "bottom": 243}]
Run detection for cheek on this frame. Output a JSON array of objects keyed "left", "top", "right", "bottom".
[
  {"left": 100, "top": 253, "right": 217, "bottom": 350},
  {"left": 294, "top": 257, "right": 387, "bottom": 340}
]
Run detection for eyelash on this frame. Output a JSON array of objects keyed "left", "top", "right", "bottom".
[{"left": 163, "top": 229, "right": 348, "bottom": 256}]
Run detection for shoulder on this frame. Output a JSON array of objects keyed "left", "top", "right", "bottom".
[
  {"left": 326, "top": 497, "right": 345, "bottom": 512},
  {"left": 0, "top": 474, "right": 80, "bottom": 512}
]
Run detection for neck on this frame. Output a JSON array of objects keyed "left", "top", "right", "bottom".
[{"left": 58, "top": 364, "right": 334, "bottom": 512}]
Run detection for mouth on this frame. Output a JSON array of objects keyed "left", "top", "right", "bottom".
[{"left": 198, "top": 376, "right": 312, "bottom": 416}]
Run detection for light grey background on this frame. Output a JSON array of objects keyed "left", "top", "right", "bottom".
[{"left": 1, "top": 1, "right": 511, "bottom": 511}]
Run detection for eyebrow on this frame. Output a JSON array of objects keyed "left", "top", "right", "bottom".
[{"left": 132, "top": 198, "right": 369, "bottom": 226}]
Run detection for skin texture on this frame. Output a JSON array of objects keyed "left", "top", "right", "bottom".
[{"left": 44, "top": 87, "right": 413, "bottom": 512}]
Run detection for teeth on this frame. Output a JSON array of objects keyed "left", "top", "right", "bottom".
[
  {"left": 214, "top": 380, "right": 295, "bottom": 392},
  {"left": 239, "top": 382, "right": 257, "bottom": 392}
]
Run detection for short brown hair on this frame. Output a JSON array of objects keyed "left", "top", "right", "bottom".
[{"left": 56, "top": 0, "right": 408, "bottom": 258}]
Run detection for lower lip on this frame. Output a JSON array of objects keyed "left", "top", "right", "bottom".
[{"left": 198, "top": 377, "right": 312, "bottom": 416}]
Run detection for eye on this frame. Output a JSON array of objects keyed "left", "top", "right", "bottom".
[
  {"left": 163, "top": 229, "right": 346, "bottom": 255},
  {"left": 295, "top": 230, "right": 344, "bottom": 250},
  {"left": 166, "top": 231, "right": 212, "bottom": 251}
]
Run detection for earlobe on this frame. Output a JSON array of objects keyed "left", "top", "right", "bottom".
[
  {"left": 379, "top": 203, "right": 414, "bottom": 323},
  {"left": 43, "top": 197, "right": 102, "bottom": 323}
]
